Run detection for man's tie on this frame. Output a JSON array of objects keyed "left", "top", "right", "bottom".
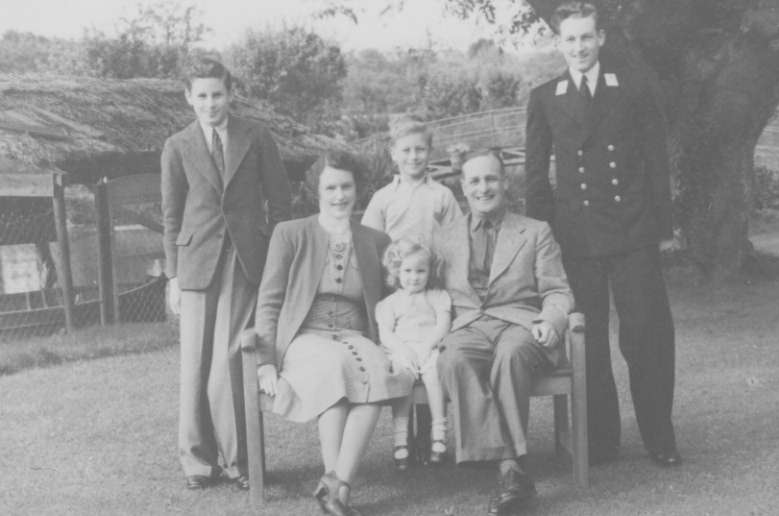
[
  {"left": 212, "top": 129, "right": 225, "bottom": 175},
  {"left": 482, "top": 219, "right": 496, "bottom": 272},
  {"left": 580, "top": 75, "right": 593, "bottom": 104}
]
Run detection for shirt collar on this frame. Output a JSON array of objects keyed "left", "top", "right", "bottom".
[
  {"left": 470, "top": 208, "right": 506, "bottom": 232},
  {"left": 198, "top": 116, "right": 229, "bottom": 149},
  {"left": 391, "top": 173, "right": 431, "bottom": 190},
  {"left": 569, "top": 61, "right": 600, "bottom": 96}
]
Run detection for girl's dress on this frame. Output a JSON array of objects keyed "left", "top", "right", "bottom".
[
  {"left": 375, "top": 288, "right": 452, "bottom": 374},
  {"left": 272, "top": 236, "right": 415, "bottom": 423}
]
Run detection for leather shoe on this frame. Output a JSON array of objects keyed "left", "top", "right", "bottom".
[
  {"left": 185, "top": 475, "right": 215, "bottom": 490},
  {"left": 487, "top": 469, "right": 536, "bottom": 515},
  {"left": 230, "top": 474, "right": 250, "bottom": 490},
  {"left": 650, "top": 449, "right": 682, "bottom": 467}
]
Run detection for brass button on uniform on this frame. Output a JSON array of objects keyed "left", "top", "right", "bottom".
[
  {"left": 607, "top": 144, "right": 615, "bottom": 151},
  {"left": 577, "top": 149, "right": 584, "bottom": 157},
  {"left": 583, "top": 200, "right": 590, "bottom": 207},
  {"left": 611, "top": 178, "right": 619, "bottom": 186},
  {"left": 614, "top": 195, "right": 622, "bottom": 203},
  {"left": 609, "top": 161, "right": 617, "bottom": 168},
  {"left": 580, "top": 183, "right": 587, "bottom": 190},
  {"left": 578, "top": 166, "right": 585, "bottom": 173}
]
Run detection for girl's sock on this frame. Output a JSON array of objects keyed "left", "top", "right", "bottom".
[
  {"left": 393, "top": 416, "right": 410, "bottom": 458},
  {"left": 431, "top": 417, "right": 447, "bottom": 452}
]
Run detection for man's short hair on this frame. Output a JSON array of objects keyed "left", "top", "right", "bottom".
[
  {"left": 389, "top": 114, "right": 433, "bottom": 147},
  {"left": 182, "top": 56, "right": 233, "bottom": 91},
  {"left": 550, "top": 1, "right": 600, "bottom": 34},
  {"left": 462, "top": 148, "right": 506, "bottom": 176}
]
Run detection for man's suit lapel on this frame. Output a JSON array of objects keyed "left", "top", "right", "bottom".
[
  {"left": 488, "top": 214, "right": 527, "bottom": 286},
  {"left": 224, "top": 116, "right": 252, "bottom": 188},
  {"left": 181, "top": 122, "right": 222, "bottom": 192}
]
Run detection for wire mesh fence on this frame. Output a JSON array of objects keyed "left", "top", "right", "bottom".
[{"left": 0, "top": 174, "right": 167, "bottom": 342}]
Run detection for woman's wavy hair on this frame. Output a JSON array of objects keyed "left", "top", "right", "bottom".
[
  {"left": 382, "top": 239, "right": 444, "bottom": 291},
  {"left": 300, "top": 149, "right": 367, "bottom": 206}
]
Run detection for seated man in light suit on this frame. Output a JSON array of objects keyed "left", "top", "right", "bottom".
[{"left": 433, "top": 149, "right": 574, "bottom": 516}]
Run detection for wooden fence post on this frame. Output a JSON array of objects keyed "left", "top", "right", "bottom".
[
  {"left": 52, "top": 173, "right": 75, "bottom": 332},
  {"left": 95, "top": 177, "right": 115, "bottom": 325}
]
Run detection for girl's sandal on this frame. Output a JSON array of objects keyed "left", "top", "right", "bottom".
[
  {"left": 429, "top": 439, "right": 447, "bottom": 465},
  {"left": 393, "top": 445, "right": 410, "bottom": 471}
]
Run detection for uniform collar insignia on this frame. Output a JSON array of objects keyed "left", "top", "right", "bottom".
[
  {"left": 555, "top": 80, "right": 569, "bottom": 96},
  {"left": 604, "top": 73, "right": 619, "bottom": 87}
]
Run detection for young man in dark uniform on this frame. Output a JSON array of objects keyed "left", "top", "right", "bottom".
[{"left": 525, "top": 1, "right": 681, "bottom": 467}]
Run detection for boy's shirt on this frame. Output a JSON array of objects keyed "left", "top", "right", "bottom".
[{"left": 361, "top": 174, "right": 461, "bottom": 246}]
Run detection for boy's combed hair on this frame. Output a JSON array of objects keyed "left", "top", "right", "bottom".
[
  {"left": 550, "top": 1, "right": 600, "bottom": 34},
  {"left": 382, "top": 239, "right": 443, "bottom": 290},
  {"left": 181, "top": 55, "right": 233, "bottom": 91},
  {"left": 389, "top": 114, "right": 433, "bottom": 147}
]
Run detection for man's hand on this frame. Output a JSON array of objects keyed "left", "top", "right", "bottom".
[
  {"left": 167, "top": 276, "right": 181, "bottom": 316},
  {"left": 531, "top": 321, "right": 560, "bottom": 348},
  {"left": 257, "top": 364, "right": 279, "bottom": 396}
]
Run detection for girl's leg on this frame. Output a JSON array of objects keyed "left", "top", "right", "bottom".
[
  {"left": 318, "top": 400, "right": 349, "bottom": 473},
  {"left": 392, "top": 394, "right": 413, "bottom": 466},
  {"left": 421, "top": 364, "right": 447, "bottom": 461}
]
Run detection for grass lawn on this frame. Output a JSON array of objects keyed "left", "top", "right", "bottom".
[{"left": 1, "top": 270, "right": 778, "bottom": 515}]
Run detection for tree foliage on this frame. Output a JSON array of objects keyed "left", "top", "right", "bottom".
[{"left": 227, "top": 27, "right": 347, "bottom": 131}]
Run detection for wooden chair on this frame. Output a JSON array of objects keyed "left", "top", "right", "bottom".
[{"left": 240, "top": 312, "right": 587, "bottom": 508}]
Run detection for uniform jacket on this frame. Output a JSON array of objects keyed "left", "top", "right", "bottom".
[
  {"left": 161, "top": 115, "right": 291, "bottom": 289},
  {"left": 525, "top": 60, "right": 672, "bottom": 258},
  {"left": 251, "top": 216, "right": 391, "bottom": 368},
  {"left": 433, "top": 212, "right": 573, "bottom": 340}
]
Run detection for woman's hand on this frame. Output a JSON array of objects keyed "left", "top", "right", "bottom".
[{"left": 257, "top": 364, "right": 279, "bottom": 396}]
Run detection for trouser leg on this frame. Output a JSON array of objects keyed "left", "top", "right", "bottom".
[
  {"left": 438, "top": 325, "right": 514, "bottom": 463},
  {"left": 612, "top": 246, "right": 677, "bottom": 454},
  {"left": 564, "top": 255, "right": 621, "bottom": 453},
  {"left": 178, "top": 278, "right": 219, "bottom": 477},
  {"left": 208, "top": 245, "right": 257, "bottom": 478},
  {"left": 490, "top": 324, "right": 553, "bottom": 458}
]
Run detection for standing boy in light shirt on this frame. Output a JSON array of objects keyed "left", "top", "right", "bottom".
[
  {"left": 361, "top": 115, "right": 461, "bottom": 467},
  {"left": 361, "top": 115, "right": 461, "bottom": 248}
]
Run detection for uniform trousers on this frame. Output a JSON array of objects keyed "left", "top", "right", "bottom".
[
  {"left": 563, "top": 245, "right": 677, "bottom": 456},
  {"left": 178, "top": 242, "right": 256, "bottom": 478},
  {"left": 437, "top": 315, "right": 557, "bottom": 463}
]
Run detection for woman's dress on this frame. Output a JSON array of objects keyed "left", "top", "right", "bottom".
[{"left": 272, "top": 235, "right": 415, "bottom": 422}]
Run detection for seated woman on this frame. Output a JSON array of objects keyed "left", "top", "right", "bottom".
[{"left": 251, "top": 150, "right": 415, "bottom": 516}]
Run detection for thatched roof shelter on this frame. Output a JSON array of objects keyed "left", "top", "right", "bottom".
[{"left": 0, "top": 74, "right": 346, "bottom": 185}]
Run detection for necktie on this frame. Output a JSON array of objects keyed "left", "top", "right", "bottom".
[
  {"left": 482, "top": 219, "right": 496, "bottom": 272},
  {"left": 212, "top": 129, "right": 225, "bottom": 174},
  {"left": 580, "top": 75, "right": 592, "bottom": 104}
]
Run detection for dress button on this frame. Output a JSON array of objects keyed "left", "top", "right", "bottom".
[
  {"left": 348, "top": 344, "right": 354, "bottom": 349},
  {"left": 614, "top": 195, "right": 622, "bottom": 203},
  {"left": 359, "top": 366, "right": 366, "bottom": 372},
  {"left": 607, "top": 144, "right": 615, "bottom": 151},
  {"left": 580, "top": 183, "right": 587, "bottom": 190},
  {"left": 331, "top": 335, "right": 338, "bottom": 340},
  {"left": 578, "top": 166, "right": 585, "bottom": 173},
  {"left": 611, "top": 178, "right": 619, "bottom": 186},
  {"left": 336, "top": 265, "right": 343, "bottom": 271},
  {"left": 335, "top": 278, "right": 342, "bottom": 284},
  {"left": 583, "top": 200, "right": 590, "bottom": 207},
  {"left": 577, "top": 149, "right": 583, "bottom": 156},
  {"left": 609, "top": 161, "right": 616, "bottom": 168},
  {"left": 356, "top": 357, "right": 363, "bottom": 362}
]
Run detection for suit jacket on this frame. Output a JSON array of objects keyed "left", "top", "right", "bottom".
[
  {"left": 161, "top": 115, "right": 291, "bottom": 289},
  {"left": 525, "top": 59, "right": 672, "bottom": 258},
  {"left": 251, "top": 216, "right": 391, "bottom": 368},
  {"left": 433, "top": 212, "right": 573, "bottom": 340}
]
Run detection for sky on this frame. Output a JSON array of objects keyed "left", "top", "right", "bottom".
[{"left": 0, "top": 0, "right": 513, "bottom": 52}]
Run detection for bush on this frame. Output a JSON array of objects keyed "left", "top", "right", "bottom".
[{"left": 753, "top": 166, "right": 779, "bottom": 210}]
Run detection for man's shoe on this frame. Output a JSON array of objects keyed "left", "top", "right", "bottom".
[
  {"left": 649, "top": 449, "right": 682, "bottom": 467},
  {"left": 487, "top": 469, "right": 536, "bottom": 515},
  {"left": 185, "top": 475, "right": 215, "bottom": 490},
  {"left": 230, "top": 474, "right": 250, "bottom": 490}
]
